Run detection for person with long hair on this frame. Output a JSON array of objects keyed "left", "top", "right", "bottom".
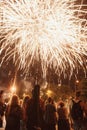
[
  {"left": 5, "top": 94, "right": 22, "bottom": 130},
  {"left": 22, "top": 95, "right": 30, "bottom": 130}
]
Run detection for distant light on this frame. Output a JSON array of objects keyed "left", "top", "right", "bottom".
[
  {"left": 10, "top": 86, "right": 16, "bottom": 94},
  {"left": 46, "top": 90, "right": 52, "bottom": 97},
  {"left": 76, "top": 80, "right": 79, "bottom": 84},
  {"left": 58, "top": 83, "right": 61, "bottom": 87}
]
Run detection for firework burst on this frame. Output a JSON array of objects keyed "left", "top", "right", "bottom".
[{"left": 0, "top": 0, "right": 87, "bottom": 78}]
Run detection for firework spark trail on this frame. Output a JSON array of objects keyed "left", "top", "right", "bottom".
[{"left": 0, "top": 0, "right": 87, "bottom": 78}]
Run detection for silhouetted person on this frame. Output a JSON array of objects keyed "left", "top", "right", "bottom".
[
  {"left": 44, "top": 97, "right": 57, "bottom": 130},
  {"left": 70, "top": 91, "right": 87, "bottom": 130},
  {"left": 5, "top": 94, "right": 22, "bottom": 130},
  {"left": 26, "top": 84, "right": 43, "bottom": 130},
  {"left": 22, "top": 95, "right": 30, "bottom": 130},
  {"left": 57, "top": 101, "right": 70, "bottom": 130}
]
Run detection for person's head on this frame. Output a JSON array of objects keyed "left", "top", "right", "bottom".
[
  {"left": 23, "top": 95, "right": 30, "bottom": 106},
  {"left": 58, "top": 101, "right": 65, "bottom": 108},
  {"left": 76, "top": 91, "right": 81, "bottom": 98},
  {"left": 10, "top": 94, "right": 19, "bottom": 106},
  {"left": 47, "top": 97, "right": 53, "bottom": 103},
  {"left": 32, "top": 84, "right": 40, "bottom": 98}
]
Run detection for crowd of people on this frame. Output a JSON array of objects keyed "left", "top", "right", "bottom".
[{"left": 0, "top": 85, "right": 87, "bottom": 130}]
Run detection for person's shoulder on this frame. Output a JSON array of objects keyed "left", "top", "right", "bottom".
[
  {"left": 75, "top": 100, "right": 87, "bottom": 114},
  {"left": 73, "top": 99, "right": 82, "bottom": 103},
  {"left": 80, "top": 101, "right": 87, "bottom": 109}
]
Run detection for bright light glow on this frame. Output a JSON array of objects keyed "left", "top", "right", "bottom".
[
  {"left": 10, "top": 86, "right": 16, "bottom": 94},
  {"left": 0, "top": 0, "right": 87, "bottom": 78},
  {"left": 76, "top": 80, "right": 79, "bottom": 83},
  {"left": 46, "top": 90, "right": 53, "bottom": 97}
]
